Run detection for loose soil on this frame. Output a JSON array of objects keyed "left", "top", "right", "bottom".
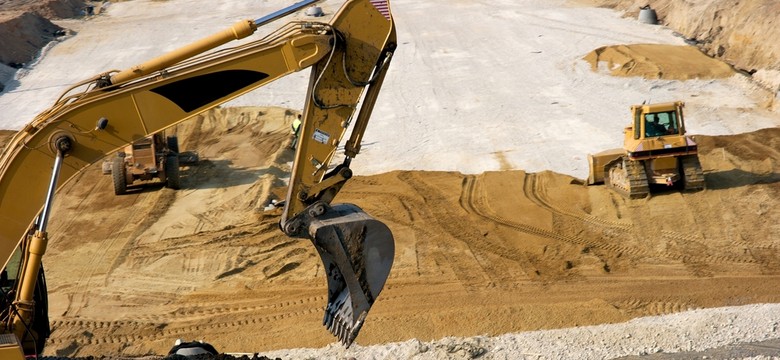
[
  {"left": 583, "top": 44, "right": 735, "bottom": 80},
  {"left": 0, "top": 0, "right": 778, "bottom": 358},
  {"left": 28, "top": 104, "right": 777, "bottom": 357},
  {"left": 0, "top": 0, "right": 86, "bottom": 66}
]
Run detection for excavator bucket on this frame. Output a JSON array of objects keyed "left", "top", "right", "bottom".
[{"left": 306, "top": 203, "right": 394, "bottom": 347}]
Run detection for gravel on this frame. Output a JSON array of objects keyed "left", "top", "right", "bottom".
[
  {"left": 36, "top": 304, "right": 780, "bottom": 359},
  {"left": 258, "top": 303, "right": 780, "bottom": 360}
]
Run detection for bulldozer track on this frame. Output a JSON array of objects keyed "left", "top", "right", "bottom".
[
  {"left": 612, "top": 298, "right": 697, "bottom": 316},
  {"left": 681, "top": 154, "right": 705, "bottom": 191},
  {"left": 522, "top": 173, "right": 633, "bottom": 231},
  {"left": 461, "top": 174, "right": 650, "bottom": 260},
  {"left": 605, "top": 157, "right": 649, "bottom": 199},
  {"left": 397, "top": 172, "right": 515, "bottom": 288},
  {"left": 48, "top": 305, "right": 325, "bottom": 346},
  {"left": 49, "top": 292, "right": 330, "bottom": 346}
]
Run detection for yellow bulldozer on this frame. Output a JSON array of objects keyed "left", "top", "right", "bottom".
[{"left": 587, "top": 101, "right": 705, "bottom": 198}]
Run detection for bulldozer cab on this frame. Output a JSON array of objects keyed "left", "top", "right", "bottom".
[
  {"left": 641, "top": 111, "right": 677, "bottom": 137},
  {"left": 631, "top": 101, "right": 685, "bottom": 140}
]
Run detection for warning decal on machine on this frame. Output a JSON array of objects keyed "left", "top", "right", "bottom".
[{"left": 313, "top": 129, "right": 330, "bottom": 145}]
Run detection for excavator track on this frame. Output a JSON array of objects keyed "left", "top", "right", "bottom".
[
  {"left": 680, "top": 155, "right": 705, "bottom": 191},
  {"left": 604, "top": 156, "right": 649, "bottom": 199}
]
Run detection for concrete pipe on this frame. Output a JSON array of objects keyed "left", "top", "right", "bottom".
[{"left": 638, "top": 7, "right": 658, "bottom": 24}]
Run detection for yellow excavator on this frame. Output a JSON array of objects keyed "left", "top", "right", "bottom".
[
  {"left": 0, "top": 0, "right": 397, "bottom": 357},
  {"left": 587, "top": 101, "right": 705, "bottom": 198}
]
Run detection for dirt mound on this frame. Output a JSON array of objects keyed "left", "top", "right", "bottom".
[
  {"left": 37, "top": 106, "right": 780, "bottom": 357},
  {"left": 0, "top": 0, "right": 86, "bottom": 91},
  {"left": 0, "top": 0, "right": 86, "bottom": 19},
  {"left": 0, "top": 129, "right": 15, "bottom": 148},
  {"left": 0, "top": 12, "right": 64, "bottom": 67},
  {"left": 585, "top": 0, "right": 780, "bottom": 89},
  {"left": 583, "top": 44, "right": 735, "bottom": 80}
]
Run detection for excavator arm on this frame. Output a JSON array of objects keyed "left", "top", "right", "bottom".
[{"left": 0, "top": 0, "right": 396, "bottom": 357}]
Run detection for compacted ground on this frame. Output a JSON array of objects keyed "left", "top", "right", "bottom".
[
  {"left": 21, "top": 106, "right": 775, "bottom": 358},
  {"left": 0, "top": 0, "right": 779, "bottom": 359}
]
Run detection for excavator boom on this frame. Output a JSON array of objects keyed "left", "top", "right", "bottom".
[{"left": 0, "top": 0, "right": 396, "bottom": 356}]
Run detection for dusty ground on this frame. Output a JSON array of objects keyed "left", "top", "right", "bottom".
[
  {"left": 0, "top": 0, "right": 778, "bottom": 359},
  {"left": 585, "top": 0, "right": 780, "bottom": 111},
  {"left": 0, "top": 0, "right": 86, "bottom": 66},
  {"left": 29, "top": 103, "right": 777, "bottom": 357}
]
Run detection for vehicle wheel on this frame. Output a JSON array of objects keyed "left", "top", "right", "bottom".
[
  {"left": 168, "top": 339, "right": 218, "bottom": 357},
  {"left": 101, "top": 159, "right": 112, "bottom": 174},
  {"left": 112, "top": 157, "right": 127, "bottom": 195},
  {"left": 165, "top": 154, "right": 181, "bottom": 190},
  {"left": 166, "top": 135, "right": 180, "bottom": 154}
]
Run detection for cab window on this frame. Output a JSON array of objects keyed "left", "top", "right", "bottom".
[{"left": 644, "top": 111, "right": 677, "bottom": 137}]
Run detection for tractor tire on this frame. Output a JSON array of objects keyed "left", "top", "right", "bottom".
[
  {"left": 165, "top": 154, "right": 181, "bottom": 190},
  {"left": 112, "top": 157, "right": 127, "bottom": 195},
  {"left": 166, "top": 135, "right": 180, "bottom": 154}
]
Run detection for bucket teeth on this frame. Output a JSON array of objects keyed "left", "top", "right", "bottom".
[
  {"left": 303, "top": 203, "right": 394, "bottom": 347},
  {"left": 324, "top": 287, "right": 363, "bottom": 347}
]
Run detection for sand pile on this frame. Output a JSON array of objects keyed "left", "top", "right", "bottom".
[
  {"left": 0, "top": 0, "right": 86, "bottom": 91},
  {"left": 0, "top": 13, "right": 63, "bottom": 68},
  {"left": 583, "top": 44, "right": 735, "bottom": 80},
  {"left": 586, "top": 0, "right": 780, "bottom": 94},
  {"left": 0, "top": 0, "right": 777, "bottom": 359},
  {"left": 34, "top": 106, "right": 780, "bottom": 358}
]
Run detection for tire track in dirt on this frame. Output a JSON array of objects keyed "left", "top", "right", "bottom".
[
  {"left": 462, "top": 173, "right": 651, "bottom": 262},
  {"left": 397, "top": 171, "right": 504, "bottom": 289},
  {"left": 125, "top": 222, "right": 273, "bottom": 259},
  {"left": 611, "top": 297, "right": 698, "bottom": 317},
  {"left": 660, "top": 228, "right": 758, "bottom": 265},
  {"left": 104, "top": 188, "right": 177, "bottom": 279},
  {"left": 457, "top": 174, "right": 560, "bottom": 279},
  {"left": 56, "top": 184, "right": 167, "bottom": 316},
  {"left": 47, "top": 302, "right": 325, "bottom": 347},
  {"left": 626, "top": 190, "right": 762, "bottom": 270},
  {"left": 524, "top": 172, "right": 633, "bottom": 231}
]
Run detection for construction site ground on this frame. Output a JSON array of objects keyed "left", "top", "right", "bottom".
[
  {"left": 0, "top": 0, "right": 779, "bottom": 359},
  {"left": 3, "top": 107, "right": 770, "bottom": 357}
]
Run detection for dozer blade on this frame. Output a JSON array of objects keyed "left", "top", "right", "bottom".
[{"left": 307, "top": 203, "right": 394, "bottom": 347}]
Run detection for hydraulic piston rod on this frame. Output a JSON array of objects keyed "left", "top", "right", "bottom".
[
  {"left": 12, "top": 136, "right": 71, "bottom": 342},
  {"left": 109, "top": 0, "right": 321, "bottom": 85},
  {"left": 37, "top": 138, "right": 70, "bottom": 232},
  {"left": 254, "top": 0, "right": 320, "bottom": 27}
]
